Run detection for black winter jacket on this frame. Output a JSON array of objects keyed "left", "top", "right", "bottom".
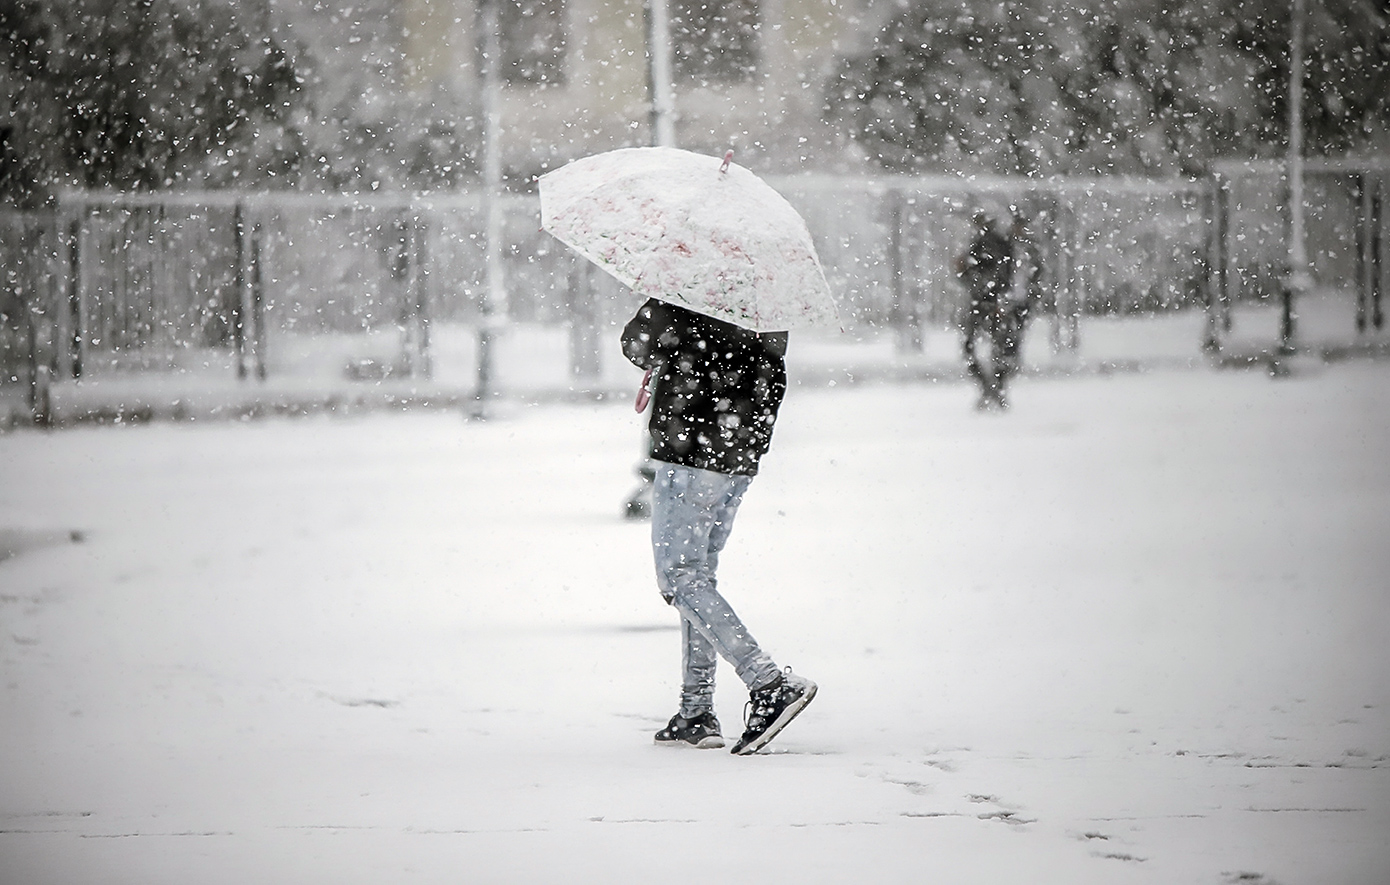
[
  {"left": 621, "top": 298, "right": 788, "bottom": 477},
  {"left": 958, "top": 224, "right": 1014, "bottom": 304}
]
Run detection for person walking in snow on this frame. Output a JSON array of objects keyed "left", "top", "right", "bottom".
[
  {"left": 956, "top": 209, "right": 1035, "bottom": 410},
  {"left": 621, "top": 297, "right": 817, "bottom": 755}
]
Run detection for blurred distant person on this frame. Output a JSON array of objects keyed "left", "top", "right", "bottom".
[
  {"left": 621, "top": 297, "right": 816, "bottom": 755},
  {"left": 955, "top": 210, "right": 1037, "bottom": 410}
]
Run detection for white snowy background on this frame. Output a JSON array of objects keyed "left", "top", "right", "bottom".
[
  {"left": 2, "top": 315, "right": 1388, "bottom": 884},
  {"left": 4, "top": 2, "right": 1390, "bottom": 881}
]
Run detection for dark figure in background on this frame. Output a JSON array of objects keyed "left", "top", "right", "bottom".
[{"left": 955, "top": 211, "right": 1037, "bottom": 410}]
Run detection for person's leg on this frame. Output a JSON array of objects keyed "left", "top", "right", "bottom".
[
  {"left": 652, "top": 463, "right": 780, "bottom": 694},
  {"left": 679, "top": 617, "right": 717, "bottom": 718},
  {"left": 996, "top": 305, "right": 1029, "bottom": 406},
  {"left": 962, "top": 298, "right": 984, "bottom": 382},
  {"left": 963, "top": 295, "right": 997, "bottom": 408},
  {"left": 986, "top": 307, "right": 1013, "bottom": 406}
]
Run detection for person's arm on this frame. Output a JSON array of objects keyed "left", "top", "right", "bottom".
[{"left": 621, "top": 298, "right": 678, "bottom": 370}]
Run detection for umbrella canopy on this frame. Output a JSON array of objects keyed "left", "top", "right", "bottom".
[{"left": 539, "top": 147, "right": 839, "bottom": 332}]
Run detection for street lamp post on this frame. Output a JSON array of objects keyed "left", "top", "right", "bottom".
[
  {"left": 1281, "top": 0, "right": 1311, "bottom": 360},
  {"left": 647, "top": 0, "right": 676, "bottom": 147},
  {"left": 474, "top": 0, "right": 506, "bottom": 417}
]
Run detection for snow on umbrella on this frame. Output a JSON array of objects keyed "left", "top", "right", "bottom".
[{"left": 538, "top": 146, "right": 840, "bottom": 333}]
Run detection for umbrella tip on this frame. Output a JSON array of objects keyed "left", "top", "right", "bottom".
[{"left": 720, "top": 150, "right": 733, "bottom": 174}]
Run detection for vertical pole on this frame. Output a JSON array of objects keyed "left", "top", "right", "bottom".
[
  {"left": 646, "top": 0, "right": 676, "bottom": 147},
  {"left": 66, "top": 216, "right": 83, "bottom": 379},
  {"left": 1045, "top": 196, "right": 1062, "bottom": 353},
  {"left": 1064, "top": 203, "right": 1081, "bottom": 352},
  {"left": 887, "top": 188, "right": 918, "bottom": 352},
  {"left": 1280, "top": 0, "right": 1309, "bottom": 359},
  {"left": 887, "top": 188, "right": 903, "bottom": 348},
  {"left": 113, "top": 211, "right": 125, "bottom": 356},
  {"left": 1217, "top": 175, "right": 1231, "bottom": 330},
  {"left": 31, "top": 364, "right": 51, "bottom": 428},
  {"left": 392, "top": 213, "right": 413, "bottom": 377},
  {"left": 1049, "top": 200, "right": 1066, "bottom": 353},
  {"left": 412, "top": 214, "right": 433, "bottom": 380},
  {"left": 1205, "top": 174, "right": 1233, "bottom": 348},
  {"left": 566, "top": 260, "right": 601, "bottom": 380},
  {"left": 154, "top": 204, "right": 168, "bottom": 352},
  {"left": 26, "top": 215, "right": 51, "bottom": 426},
  {"left": 1373, "top": 175, "right": 1385, "bottom": 330},
  {"left": 54, "top": 208, "right": 72, "bottom": 381},
  {"left": 232, "top": 203, "right": 247, "bottom": 380},
  {"left": 474, "top": 0, "right": 505, "bottom": 418},
  {"left": 30, "top": 211, "right": 53, "bottom": 425},
  {"left": 1357, "top": 173, "right": 1369, "bottom": 333},
  {"left": 250, "top": 219, "right": 266, "bottom": 381},
  {"left": 1203, "top": 174, "right": 1222, "bottom": 352}
]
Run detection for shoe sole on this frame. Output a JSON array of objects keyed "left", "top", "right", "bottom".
[
  {"left": 654, "top": 734, "right": 725, "bottom": 749},
  {"left": 731, "top": 679, "right": 817, "bottom": 755}
]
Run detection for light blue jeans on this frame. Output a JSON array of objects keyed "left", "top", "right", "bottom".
[{"left": 651, "top": 462, "right": 780, "bottom": 718}]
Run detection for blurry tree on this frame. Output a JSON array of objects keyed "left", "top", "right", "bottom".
[
  {"left": 824, "top": 1, "right": 1078, "bottom": 175},
  {"left": 1, "top": 0, "right": 303, "bottom": 205},
  {"left": 827, "top": 0, "right": 1389, "bottom": 176},
  {"left": 1, "top": 0, "right": 487, "bottom": 201},
  {"left": 1063, "top": 0, "right": 1262, "bottom": 175},
  {"left": 1230, "top": 0, "right": 1390, "bottom": 157}
]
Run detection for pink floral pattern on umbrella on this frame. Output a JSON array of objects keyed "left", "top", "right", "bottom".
[{"left": 539, "top": 147, "right": 840, "bottom": 333}]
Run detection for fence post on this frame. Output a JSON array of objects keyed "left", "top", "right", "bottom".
[
  {"left": 407, "top": 213, "right": 433, "bottom": 380},
  {"left": 250, "top": 219, "right": 266, "bottom": 380},
  {"left": 567, "top": 260, "right": 601, "bottom": 381},
  {"left": 232, "top": 202, "right": 248, "bottom": 380},
  {"left": 38, "top": 213, "right": 59, "bottom": 422},
  {"left": 1358, "top": 172, "right": 1370, "bottom": 334},
  {"left": 26, "top": 252, "right": 50, "bottom": 425},
  {"left": 474, "top": 324, "right": 494, "bottom": 414},
  {"left": 1215, "top": 175, "right": 1232, "bottom": 333},
  {"left": 1202, "top": 174, "right": 1225, "bottom": 353},
  {"left": 1367, "top": 173, "right": 1385, "bottom": 333},
  {"left": 886, "top": 188, "right": 920, "bottom": 353},
  {"left": 1377, "top": 174, "right": 1385, "bottom": 331},
  {"left": 1053, "top": 201, "right": 1080, "bottom": 354},
  {"left": 1037, "top": 193, "right": 1065, "bottom": 354},
  {"left": 30, "top": 364, "right": 51, "bottom": 427},
  {"left": 64, "top": 215, "right": 84, "bottom": 379}
]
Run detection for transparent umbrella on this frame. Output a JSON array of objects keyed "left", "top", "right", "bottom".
[{"left": 539, "top": 147, "right": 840, "bottom": 333}]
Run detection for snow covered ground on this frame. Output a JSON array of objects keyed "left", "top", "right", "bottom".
[{"left": 2, "top": 347, "right": 1389, "bottom": 883}]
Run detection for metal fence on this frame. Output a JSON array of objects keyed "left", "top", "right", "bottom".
[
  {"left": 1209, "top": 158, "right": 1387, "bottom": 337},
  {"left": 781, "top": 174, "right": 1212, "bottom": 353},
  {"left": 2, "top": 165, "right": 1386, "bottom": 422}
]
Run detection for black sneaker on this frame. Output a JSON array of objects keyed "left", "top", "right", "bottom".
[
  {"left": 730, "top": 669, "right": 817, "bottom": 755},
  {"left": 654, "top": 711, "right": 725, "bottom": 749}
]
